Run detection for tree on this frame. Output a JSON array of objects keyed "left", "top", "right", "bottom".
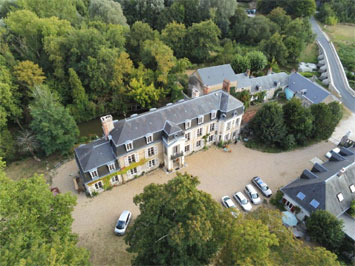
[
  {"left": 233, "top": 90, "right": 251, "bottom": 109},
  {"left": 0, "top": 128, "right": 15, "bottom": 161},
  {"left": 125, "top": 173, "right": 229, "bottom": 265},
  {"left": 126, "top": 21, "right": 159, "bottom": 63},
  {"left": 311, "top": 103, "right": 340, "bottom": 140},
  {"left": 128, "top": 77, "right": 162, "bottom": 108},
  {"left": 0, "top": 161, "right": 90, "bottom": 265},
  {"left": 217, "top": 217, "right": 278, "bottom": 265},
  {"left": 250, "top": 102, "right": 287, "bottom": 146},
  {"left": 306, "top": 210, "right": 345, "bottom": 253},
  {"left": 141, "top": 39, "right": 176, "bottom": 84},
  {"left": 267, "top": 7, "right": 291, "bottom": 33},
  {"left": 257, "top": 0, "right": 316, "bottom": 18},
  {"left": 30, "top": 86, "right": 79, "bottom": 156},
  {"left": 260, "top": 32, "right": 288, "bottom": 65},
  {"left": 185, "top": 20, "right": 220, "bottom": 63},
  {"left": 246, "top": 51, "right": 268, "bottom": 73},
  {"left": 284, "top": 36, "right": 303, "bottom": 63},
  {"left": 282, "top": 98, "right": 314, "bottom": 144},
  {"left": 161, "top": 22, "right": 187, "bottom": 58},
  {"left": 13, "top": 60, "right": 46, "bottom": 88},
  {"left": 231, "top": 54, "right": 250, "bottom": 74},
  {"left": 247, "top": 207, "right": 340, "bottom": 265},
  {"left": 16, "top": 129, "right": 40, "bottom": 161},
  {"left": 317, "top": 3, "right": 338, "bottom": 25},
  {"left": 89, "top": 0, "right": 127, "bottom": 25}
]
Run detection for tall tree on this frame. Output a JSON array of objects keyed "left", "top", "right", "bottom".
[
  {"left": 250, "top": 102, "right": 287, "bottom": 147},
  {"left": 306, "top": 210, "right": 345, "bottom": 253},
  {"left": 125, "top": 173, "right": 229, "bottom": 265},
  {"left": 185, "top": 20, "right": 220, "bottom": 63},
  {"left": 161, "top": 22, "right": 187, "bottom": 58},
  {"left": 13, "top": 60, "right": 46, "bottom": 88},
  {"left": 128, "top": 77, "right": 162, "bottom": 108},
  {"left": 310, "top": 103, "right": 340, "bottom": 140},
  {"left": 246, "top": 51, "right": 268, "bottom": 73},
  {"left": 30, "top": 86, "right": 79, "bottom": 156},
  {"left": 260, "top": 32, "right": 288, "bottom": 65},
  {"left": 89, "top": 0, "right": 127, "bottom": 25},
  {"left": 267, "top": 7, "right": 291, "bottom": 33},
  {"left": 231, "top": 54, "right": 250, "bottom": 74},
  {"left": 282, "top": 98, "right": 314, "bottom": 144},
  {"left": 16, "top": 129, "right": 40, "bottom": 161},
  {"left": 0, "top": 161, "right": 90, "bottom": 265}
]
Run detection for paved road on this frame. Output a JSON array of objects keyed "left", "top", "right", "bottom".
[{"left": 310, "top": 17, "right": 355, "bottom": 112}]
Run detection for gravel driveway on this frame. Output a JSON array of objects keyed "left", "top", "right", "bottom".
[{"left": 52, "top": 141, "right": 335, "bottom": 265}]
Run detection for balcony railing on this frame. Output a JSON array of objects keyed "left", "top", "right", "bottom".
[{"left": 171, "top": 151, "right": 184, "bottom": 160}]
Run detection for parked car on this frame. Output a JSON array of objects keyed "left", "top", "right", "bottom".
[
  {"left": 325, "top": 147, "right": 340, "bottom": 159},
  {"left": 244, "top": 184, "right": 261, "bottom": 204},
  {"left": 221, "top": 196, "right": 239, "bottom": 217},
  {"left": 114, "top": 210, "right": 132, "bottom": 235},
  {"left": 252, "top": 176, "right": 272, "bottom": 198},
  {"left": 233, "top": 192, "right": 252, "bottom": 211}
]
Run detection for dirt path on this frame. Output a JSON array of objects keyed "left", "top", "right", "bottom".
[{"left": 52, "top": 140, "right": 335, "bottom": 265}]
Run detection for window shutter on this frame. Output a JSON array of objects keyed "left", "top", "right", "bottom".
[
  {"left": 145, "top": 148, "right": 148, "bottom": 158},
  {"left": 154, "top": 146, "right": 158, "bottom": 155},
  {"left": 136, "top": 153, "right": 139, "bottom": 161},
  {"left": 146, "top": 161, "right": 150, "bottom": 168},
  {"left": 207, "top": 125, "right": 210, "bottom": 133},
  {"left": 124, "top": 157, "right": 129, "bottom": 167}
]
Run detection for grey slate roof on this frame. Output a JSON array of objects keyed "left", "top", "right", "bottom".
[
  {"left": 75, "top": 90, "right": 244, "bottom": 173},
  {"left": 281, "top": 147, "right": 355, "bottom": 217},
  {"left": 197, "top": 64, "right": 238, "bottom": 86},
  {"left": 235, "top": 72, "right": 289, "bottom": 92},
  {"left": 110, "top": 90, "right": 243, "bottom": 146},
  {"left": 75, "top": 139, "right": 115, "bottom": 172},
  {"left": 288, "top": 73, "right": 330, "bottom": 104}
]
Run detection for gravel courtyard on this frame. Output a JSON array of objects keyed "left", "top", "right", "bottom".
[{"left": 53, "top": 141, "right": 335, "bottom": 265}]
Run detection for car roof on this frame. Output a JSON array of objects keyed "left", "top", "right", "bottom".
[
  {"left": 246, "top": 184, "right": 257, "bottom": 193},
  {"left": 119, "top": 210, "right": 131, "bottom": 221},
  {"left": 225, "top": 199, "right": 235, "bottom": 207},
  {"left": 236, "top": 192, "right": 246, "bottom": 200}
]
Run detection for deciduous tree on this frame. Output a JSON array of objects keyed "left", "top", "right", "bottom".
[
  {"left": 161, "top": 22, "right": 187, "bottom": 58},
  {"left": 13, "top": 60, "right": 46, "bottom": 88},
  {"left": 0, "top": 161, "right": 90, "bottom": 265},
  {"left": 125, "top": 173, "right": 229, "bottom": 265},
  {"left": 231, "top": 54, "right": 250, "bottom": 74},
  {"left": 128, "top": 77, "right": 162, "bottom": 108},
  {"left": 89, "top": 0, "right": 127, "bottom": 25},
  {"left": 246, "top": 51, "right": 268, "bottom": 73},
  {"left": 306, "top": 210, "right": 345, "bottom": 253},
  {"left": 260, "top": 32, "right": 288, "bottom": 65},
  {"left": 30, "top": 86, "right": 79, "bottom": 155}
]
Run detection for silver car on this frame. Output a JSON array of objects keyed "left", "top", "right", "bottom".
[
  {"left": 252, "top": 176, "right": 272, "bottom": 198},
  {"left": 114, "top": 210, "right": 132, "bottom": 235}
]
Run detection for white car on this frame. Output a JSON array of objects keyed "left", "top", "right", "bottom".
[
  {"left": 114, "top": 210, "right": 132, "bottom": 235},
  {"left": 221, "top": 196, "right": 239, "bottom": 217},
  {"left": 252, "top": 176, "right": 272, "bottom": 198},
  {"left": 244, "top": 184, "right": 261, "bottom": 204},
  {"left": 233, "top": 192, "right": 252, "bottom": 212},
  {"left": 325, "top": 147, "right": 340, "bottom": 159}
]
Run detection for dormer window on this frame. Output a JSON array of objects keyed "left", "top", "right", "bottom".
[
  {"left": 125, "top": 141, "right": 133, "bottom": 151},
  {"left": 233, "top": 110, "right": 238, "bottom": 116},
  {"left": 108, "top": 163, "right": 115, "bottom": 172},
  {"left": 90, "top": 169, "right": 98, "bottom": 178},
  {"left": 350, "top": 184, "right": 355, "bottom": 193},
  {"left": 198, "top": 115, "right": 204, "bottom": 125},
  {"left": 185, "top": 120, "right": 191, "bottom": 129},
  {"left": 337, "top": 193, "right": 344, "bottom": 202},
  {"left": 211, "top": 110, "right": 217, "bottom": 120},
  {"left": 146, "top": 134, "right": 153, "bottom": 144}
]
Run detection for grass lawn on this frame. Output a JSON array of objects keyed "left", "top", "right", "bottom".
[
  {"left": 5, "top": 154, "right": 62, "bottom": 183},
  {"left": 299, "top": 41, "right": 319, "bottom": 64},
  {"left": 323, "top": 23, "right": 355, "bottom": 44}
]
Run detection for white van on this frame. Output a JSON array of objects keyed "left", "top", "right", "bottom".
[{"left": 244, "top": 184, "right": 261, "bottom": 204}]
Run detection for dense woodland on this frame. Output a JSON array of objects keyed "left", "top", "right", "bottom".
[{"left": 0, "top": 0, "right": 316, "bottom": 161}]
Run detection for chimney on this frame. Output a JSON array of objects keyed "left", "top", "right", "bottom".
[
  {"left": 192, "top": 88, "right": 200, "bottom": 98},
  {"left": 267, "top": 68, "right": 272, "bottom": 75},
  {"left": 291, "top": 69, "right": 296, "bottom": 73},
  {"left": 101, "top": 115, "right": 114, "bottom": 140},
  {"left": 203, "top": 86, "right": 209, "bottom": 95},
  {"left": 245, "top": 69, "right": 250, "bottom": 77},
  {"left": 222, "top": 79, "right": 231, "bottom": 94}
]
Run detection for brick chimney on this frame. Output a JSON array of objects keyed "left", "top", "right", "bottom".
[
  {"left": 101, "top": 115, "right": 114, "bottom": 140},
  {"left": 222, "top": 79, "right": 231, "bottom": 94},
  {"left": 203, "top": 86, "right": 209, "bottom": 95}
]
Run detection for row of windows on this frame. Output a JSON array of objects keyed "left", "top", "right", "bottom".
[{"left": 124, "top": 115, "right": 240, "bottom": 152}]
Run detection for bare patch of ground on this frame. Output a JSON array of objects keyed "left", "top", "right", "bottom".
[{"left": 52, "top": 140, "right": 335, "bottom": 265}]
